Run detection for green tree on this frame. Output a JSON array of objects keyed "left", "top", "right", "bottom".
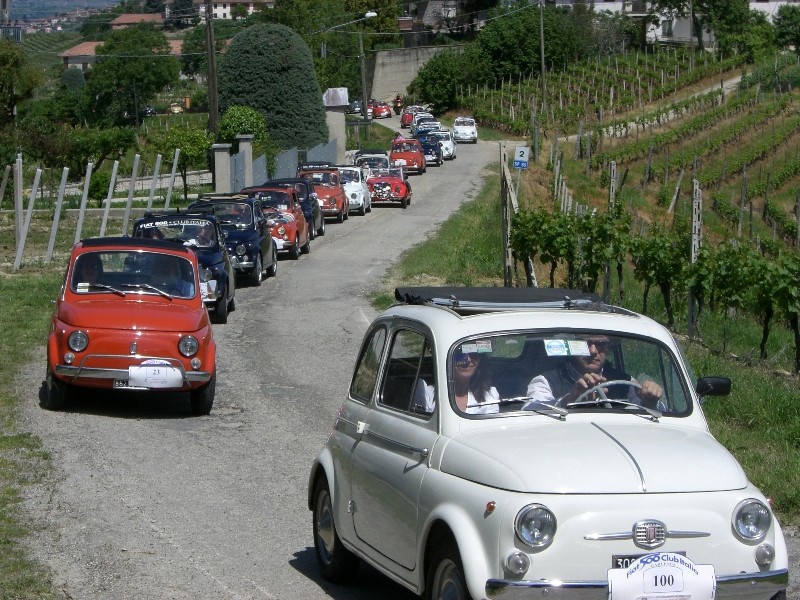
[
  {"left": 0, "top": 39, "right": 42, "bottom": 126},
  {"left": 167, "top": 0, "right": 198, "bottom": 29},
  {"left": 774, "top": 4, "right": 800, "bottom": 56},
  {"left": 84, "top": 26, "right": 180, "bottom": 127},
  {"left": 148, "top": 124, "right": 213, "bottom": 201},
  {"left": 218, "top": 24, "right": 328, "bottom": 150},
  {"left": 218, "top": 105, "right": 269, "bottom": 154},
  {"left": 650, "top": 0, "right": 751, "bottom": 56},
  {"left": 408, "top": 44, "right": 491, "bottom": 111},
  {"left": 180, "top": 19, "right": 242, "bottom": 79}
]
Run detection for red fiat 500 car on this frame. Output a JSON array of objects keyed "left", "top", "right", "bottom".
[
  {"left": 45, "top": 237, "right": 217, "bottom": 415},
  {"left": 371, "top": 101, "right": 392, "bottom": 119},
  {"left": 400, "top": 105, "right": 425, "bottom": 128},
  {"left": 297, "top": 162, "right": 349, "bottom": 223},
  {"left": 251, "top": 186, "right": 310, "bottom": 259},
  {"left": 367, "top": 166, "right": 412, "bottom": 209},
  {"left": 390, "top": 139, "right": 427, "bottom": 175}
]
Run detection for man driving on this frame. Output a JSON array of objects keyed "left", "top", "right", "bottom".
[{"left": 525, "top": 336, "right": 663, "bottom": 409}]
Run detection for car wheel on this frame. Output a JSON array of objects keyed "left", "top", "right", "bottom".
[
  {"left": 401, "top": 196, "right": 408, "bottom": 209},
  {"left": 249, "top": 254, "right": 263, "bottom": 287},
  {"left": 289, "top": 237, "right": 300, "bottom": 260},
  {"left": 190, "top": 373, "right": 215, "bottom": 416},
  {"left": 359, "top": 202, "right": 366, "bottom": 216},
  {"left": 366, "top": 199, "right": 372, "bottom": 213},
  {"left": 215, "top": 288, "right": 229, "bottom": 324},
  {"left": 301, "top": 234, "right": 311, "bottom": 254},
  {"left": 43, "top": 372, "right": 68, "bottom": 410},
  {"left": 317, "top": 218, "right": 325, "bottom": 237},
  {"left": 266, "top": 249, "right": 278, "bottom": 277},
  {"left": 343, "top": 207, "right": 349, "bottom": 221},
  {"left": 312, "top": 477, "right": 359, "bottom": 583},
  {"left": 228, "top": 293, "right": 236, "bottom": 312},
  {"left": 426, "top": 540, "right": 468, "bottom": 600},
  {"left": 337, "top": 210, "right": 345, "bottom": 223}
]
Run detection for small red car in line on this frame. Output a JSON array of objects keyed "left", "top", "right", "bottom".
[
  {"left": 390, "top": 138, "right": 427, "bottom": 175},
  {"left": 297, "top": 162, "right": 349, "bottom": 223},
  {"left": 45, "top": 237, "right": 217, "bottom": 415},
  {"left": 250, "top": 186, "right": 311, "bottom": 259},
  {"left": 367, "top": 166, "right": 412, "bottom": 209}
]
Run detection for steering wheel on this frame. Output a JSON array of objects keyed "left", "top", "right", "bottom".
[{"left": 567, "top": 380, "right": 641, "bottom": 406}]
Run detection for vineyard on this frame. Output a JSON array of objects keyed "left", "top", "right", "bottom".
[
  {"left": 490, "top": 49, "right": 800, "bottom": 381},
  {"left": 21, "top": 31, "right": 81, "bottom": 77}
]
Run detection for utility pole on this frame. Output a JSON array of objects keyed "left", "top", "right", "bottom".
[
  {"left": 205, "top": 0, "right": 219, "bottom": 135},
  {"left": 359, "top": 31, "right": 370, "bottom": 140},
  {"left": 539, "top": 0, "right": 546, "bottom": 100}
]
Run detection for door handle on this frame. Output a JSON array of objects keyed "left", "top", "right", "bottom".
[{"left": 356, "top": 421, "right": 367, "bottom": 434}]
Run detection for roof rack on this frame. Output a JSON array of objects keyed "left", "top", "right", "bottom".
[{"left": 394, "top": 286, "right": 634, "bottom": 315}]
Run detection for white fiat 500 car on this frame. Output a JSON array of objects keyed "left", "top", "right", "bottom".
[
  {"left": 338, "top": 165, "right": 372, "bottom": 216},
  {"left": 309, "top": 287, "right": 788, "bottom": 600},
  {"left": 453, "top": 116, "right": 478, "bottom": 143},
  {"left": 429, "top": 129, "right": 457, "bottom": 160}
]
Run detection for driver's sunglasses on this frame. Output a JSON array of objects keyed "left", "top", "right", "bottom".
[
  {"left": 586, "top": 339, "right": 611, "bottom": 352},
  {"left": 453, "top": 352, "right": 479, "bottom": 368}
]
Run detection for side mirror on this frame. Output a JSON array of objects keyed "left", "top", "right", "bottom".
[{"left": 696, "top": 376, "right": 731, "bottom": 397}]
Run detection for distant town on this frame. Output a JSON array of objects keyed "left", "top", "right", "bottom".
[{"left": 3, "top": 0, "right": 121, "bottom": 29}]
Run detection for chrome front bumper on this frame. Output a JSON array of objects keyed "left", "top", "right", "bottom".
[
  {"left": 486, "top": 569, "right": 788, "bottom": 599},
  {"left": 55, "top": 356, "right": 212, "bottom": 386}
]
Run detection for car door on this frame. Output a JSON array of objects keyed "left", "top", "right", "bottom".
[{"left": 349, "top": 324, "right": 439, "bottom": 571}]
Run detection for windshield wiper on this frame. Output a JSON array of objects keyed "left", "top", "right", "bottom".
[
  {"left": 497, "top": 396, "right": 568, "bottom": 418},
  {"left": 566, "top": 398, "right": 662, "bottom": 421},
  {"left": 83, "top": 283, "right": 125, "bottom": 296},
  {"left": 121, "top": 283, "right": 174, "bottom": 299}
]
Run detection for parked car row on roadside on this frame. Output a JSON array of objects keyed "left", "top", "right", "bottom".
[{"left": 42, "top": 126, "right": 478, "bottom": 417}]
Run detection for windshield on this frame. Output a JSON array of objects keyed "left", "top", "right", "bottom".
[
  {"left": 259, "top": 191, "right": 291, "bottom": 210},
  {"left": 339, "top": 170, "right": 359, "bottom": 184},
  {"left": 455, "top": 118, "right": 475, "bottom": 127},
  {"left": 133, "top": 218, "right": 217, "bottom": 248},
  {"left": 356, "top": 157, "right": 389, "bottom": 169},
  {"left": 430, "top": 331, "right": 692, "bottom": 418},
  {"left": 71, "top": 251, "right": 196, "bottom": 298}
]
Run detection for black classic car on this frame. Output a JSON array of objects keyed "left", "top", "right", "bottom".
[
  {"left": 255, "top": 178, "right": 325, "bottom": 238},
  {"left": 415, "top": 134, "right": 444, "bottom": 166},
  {"left": 188, "top": 194, "right": 278, "bottom": 287},
  {"left": 132, "top": 211, "right": 236, "bottom": 324}
]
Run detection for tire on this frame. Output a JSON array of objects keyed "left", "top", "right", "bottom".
[
  {"left": 44, "top": 372, "right": 68, "bottom": 410},
  {"left": 317, "top": 218, "right": 325, "bottom": 237},
  {"left": 301, "top": 233, "right": 311, "bottom": 254},
  {"left": 358, "top": 202, "right": 366, "bottom": 216},
  {"left": 228, "top": 293, "right": 236, "bottom": 312},
  {"left": 249, "top": 254, "right": 263, "bottom": 287},
  {"left": 401, "top": 196, "right": 408, "bottom": 209},
  {"left": 266, "top": 249, "right": 278, "bottom": 278},
  {"left": 312, "top": 477, "right": 359, "bottom": 583},
  {"left": 343, "top": 207, "right": 349, "bottom": 221},
  {"left": 190, "top": 373, "right": 215, "bottom": 416},
  {"left": 215, "top": 288, "right": 229, "bottom": 324},
  {"left": 337, "top": 210, "right": 345, "bottom": 223},
  {"left": 425, "top": 539, "right": 468, "bottom": 600},
  {"left": 289, "top": 237, "right": 300, "bottom": 260},
  {"left": 366, "top": 199, "right": 372, "bottom": 213}
]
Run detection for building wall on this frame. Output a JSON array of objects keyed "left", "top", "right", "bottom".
[{"left": 370, "top": 46, "right": 453, "bottom": 101}]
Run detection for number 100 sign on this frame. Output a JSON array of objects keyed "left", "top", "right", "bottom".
[{"left": 608, "top": 552, "right": 716, "bottom": 600}]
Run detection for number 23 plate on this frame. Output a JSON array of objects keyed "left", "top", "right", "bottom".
[{"left": 608, "top": 552, "right": 715, "bottom": 600}]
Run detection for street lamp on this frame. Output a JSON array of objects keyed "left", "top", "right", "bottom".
[{"left": 317, "top": 11, "right": 377, "bottom": 123}]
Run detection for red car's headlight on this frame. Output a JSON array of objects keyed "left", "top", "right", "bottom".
[{"left": 68, "top": 331, "right": 89, "bottom": 352}]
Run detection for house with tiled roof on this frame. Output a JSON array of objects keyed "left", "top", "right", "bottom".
[
  {"left": 110, "top": 13, "right": 164, "bottom": 30},
  {"left": 58, "top": 38, "right": 183, "bottom": 73}
]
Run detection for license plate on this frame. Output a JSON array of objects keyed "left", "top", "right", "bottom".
[
  {"left": 612, "top": 551, "right": 685, "bottom": 568},
  {"left": 113, "top": 379, "right": 130, "bottom": 388}
]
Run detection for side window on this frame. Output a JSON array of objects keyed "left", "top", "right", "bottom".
[
  {"left": 380, "top": 329, "right": 435, "bottom": 415},
  {"left": 350, "top": 326, "right": 387, "bottom": 403}
]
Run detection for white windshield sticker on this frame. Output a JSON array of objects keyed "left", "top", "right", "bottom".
[{"left": 544, "top": 339, "right": 590, "bottom": 356}]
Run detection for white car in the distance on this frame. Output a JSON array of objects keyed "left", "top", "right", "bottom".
[
  {"left": 453, "top": 116, "right": 478, "bottom": 143},
  {"left": 309, "top": 286, "right": 789, "bottom": 600},
  {"left": 338, "top": 165, "right": 372, "bottom": 216}
]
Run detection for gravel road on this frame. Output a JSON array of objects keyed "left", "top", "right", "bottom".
[{"left": 16, "top": 115, "right": 798, "bottom": 599}]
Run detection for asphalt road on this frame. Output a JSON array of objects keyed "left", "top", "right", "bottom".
[{"left": 17, "top": 115, "right": 497, "bottom": 600}]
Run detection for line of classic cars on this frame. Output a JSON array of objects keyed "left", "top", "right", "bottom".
[{"left": 45, "top": 113, "right": 475, "bottom": 416}]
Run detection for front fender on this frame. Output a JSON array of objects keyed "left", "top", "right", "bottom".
[
  {"left": 307, "top": 449, "right": 335, "bottom": 511},
  {"left": 420, "top": 502, "right": 490, "bottom": 600}
]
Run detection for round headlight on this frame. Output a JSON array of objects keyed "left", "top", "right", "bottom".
[
  {"left": 515, "top": 504, "right": 556, "bottom": 549},
  {"left": 178, "top": 335, "right": 199, "bottom": 357},
  {"left": 68, "top": 330, "right": 89, "bottom": 352},
  {"left": 277, "top": 226, "right": 286, "bottom": 235},
  {"left": 202, "top": 268, "right": 212, "bottom": 282},
  {"left": 350, "top": 192, "right": 357, "bottom": 200},
  {"left": 733, "top": 499, "right": 771, "bottom": 541},
  {"left": 235, "top": 244, "right": 246, "bottom": 256}
]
